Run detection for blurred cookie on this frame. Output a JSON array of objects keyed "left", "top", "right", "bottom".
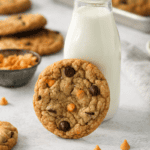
[
  {"left": 0, "top": 0, "right": 31, "bottom": 14},
  {"left": 0, "top": 121, "right": 18, "bottom": 150},
  {"left": 33, "top": 59, "right": 110, "bottom": 139},
  {"left": 0, "top": 14, "right": 47, "bottom": 36},
  {"left": 0, "top": 29, "right": 64, "bottom": 56},
  {"left": 112, "top": 0, "right": 150, "bottom": 16}
]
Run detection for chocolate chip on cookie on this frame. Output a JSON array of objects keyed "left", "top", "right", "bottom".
[
  {"left": 38, "top": 95, "right": 41, "bottom": 101},
  {"left": 85, "top": 112, "right": 95, "bottom": 115},
  {"left": 120, "top": 0, "right": 127, "bottom": 4},
  {"left": 10, "top": 131, "right": 14, "bottom": 138},
  {"left": 22, "top": 22, "right": 26, "bottom": 26},
  {"left": 18, "top": 15, "right": 22, "bottom": 20},
  {"left": 90, "top": 85, "right": 100, "bottom": 96},
  {"left": 64, "top": 66, "right": 76, "bottom": 77},
  {"left": 48, "top": 109, "right": 57, "bottom": 114},
  {"left": 33, "top": 59, "right": 110, "bottom": 139},
  {"left": 54, "top": 31, "right": 60, "bottom": 34},
  {"left": 25, "top": 41, "right": 31, "bottom": 45},
  {"left": 59, "top": 121, "right": 70, "bottom": 132}
]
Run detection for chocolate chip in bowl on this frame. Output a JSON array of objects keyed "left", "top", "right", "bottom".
[{"left": 0, "top": 49, "right": 41, "bottom": 87}]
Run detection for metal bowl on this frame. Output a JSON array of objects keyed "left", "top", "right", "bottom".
[{"left": 0, "top": 49, "right": 41, "bottom": 87}]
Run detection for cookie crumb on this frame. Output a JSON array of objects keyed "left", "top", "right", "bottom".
[
  {"left": 93, "top": 145, "right": 101, "bottom": 150},
  {"left": 0, "top": 97, "right": 8, "bottom": 105},
  {"left": 120, "top": 139, "right": 130, "bottom": 150}
]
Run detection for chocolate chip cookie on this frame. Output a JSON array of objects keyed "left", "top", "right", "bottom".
[
  {"left": 0, "top": 0, "right": 31, "bottom": 14},
  {"left": 33, "top": 59, "right": 110, "bottom": 139},
  {"left": 112, "top": 0, "right": 150, "bottom": 16},
  {"left": 0, "top": 28, "right": 64, "bottom": 56},
  {"left": 0, "top": 14, "right": 47, "bottom": 36},
  {"left": 0, "top": 121, "right": 18, "bottom": 150}
]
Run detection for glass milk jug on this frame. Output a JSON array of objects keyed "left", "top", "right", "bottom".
[{"left": 64, "top": 0, "right": 121, "bottom": 120}]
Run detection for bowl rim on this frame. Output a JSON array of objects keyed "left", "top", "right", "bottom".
[{"left": 0, "top": 49, "right": 41, "bottom": 72}]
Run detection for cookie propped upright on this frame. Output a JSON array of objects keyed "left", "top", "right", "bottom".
[
  {"left": 33, "top": 59, "right": 110, "bottom": 139},
  {"left": 0, "top": 13, "right": 47, "bottom": 36}
]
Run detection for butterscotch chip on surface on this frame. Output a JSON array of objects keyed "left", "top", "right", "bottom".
[
  {"left": 93, "top": 145, "right": 101, "bottom": 150},
  {"left": 0, "top": 121, "right": 18, "bottom": 150},
  {"left": 0, "top": 97, "right": 8, "bottom": 105},
  {"left": 33, "top": 59, "right": 110, "bottom": 139},
  {"left": 120, "top": 139, "right": 130, "bottom": 150}
]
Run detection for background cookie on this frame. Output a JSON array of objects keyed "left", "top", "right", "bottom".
[
  {"left": 0, "top": 28, "right": 64, "bottom": 56},
  {"left": 33, "top": 59, "right": 110, "bottom": 139},
  {"left": 0, "top": 14, "right": 47, "bottom": 36},
  {"left": 0, "top": 121, "right": 18, "bottom": 150},
  {"left": 112, "top": 0, "right": 150, "bottom": 16},
  {"left": 0, "top": 0, "right": 31, "bottom": 14}
]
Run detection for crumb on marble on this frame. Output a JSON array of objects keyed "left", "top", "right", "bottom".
[
  {"left": 120, "top": 139, "right": 130, "bottom": 150},
  {"left": 0, "top": 97, "right": 8, "bottom": 105},
  {"left": 93, "top": 145, "right": 101, "bottom": 150}
]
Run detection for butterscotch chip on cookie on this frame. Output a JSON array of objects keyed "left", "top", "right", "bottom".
[
  {"left": 0, "top": 97, "right": 8, "bottom": 105},
  {"left": 0, "top": 14, "right": 47, "bottom": 36},
  {"left": 0, "top": 29, "right": 64, "bottom": 56},
  {"left": 33, "top": 59, "right": 110, "bottom": 139},
  {"left": 0, "top": 0, "right": 31, "bottom": 14},
  {"left": 0, "top": 121, "right": 18, "bottom": 150}
]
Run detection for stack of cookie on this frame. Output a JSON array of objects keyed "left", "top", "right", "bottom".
[
  {"left": 0, "top": 14, "right": 64, "bottom": 56},
  {"left": 0, "top": 0, "right": 31, "bottom": 14}
]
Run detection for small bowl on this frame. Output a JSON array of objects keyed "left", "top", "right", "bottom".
[{"left": 0, "top": 49, "right": 41, "bottom": 87}]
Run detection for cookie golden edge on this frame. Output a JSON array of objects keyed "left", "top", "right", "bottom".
[
  {"left": 33, "top": 59, "right": 110, "bottom": 139},
  {"left": 0, "top": 13, "right": 47, "bottom": 36},
  {"left": 0, "top": 0, "right": 32, "bottom": 15},
  {"left": 0, "top": 29, "right": 64, "bottom": 56},
  {"left": 112, "top": 0, "right": 150, "bottom": 16},
  {"left": 0, "top": 121, "right": 18, "bottom": 150},
  {"left": 38, "top": 31, "right": 64, "bottom": 56}
]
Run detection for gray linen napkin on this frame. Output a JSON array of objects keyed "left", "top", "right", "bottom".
[{"left": 121, "top": 41, "right": 150, "bottom": 104}]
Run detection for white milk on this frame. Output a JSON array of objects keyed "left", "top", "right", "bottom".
[{"left": 64, "top": 6, "right": 121, "bottom": 120}]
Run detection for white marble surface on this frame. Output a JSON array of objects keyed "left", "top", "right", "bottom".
[{"left": 0, "top": 0, "right": 150, "bottom": 150}]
